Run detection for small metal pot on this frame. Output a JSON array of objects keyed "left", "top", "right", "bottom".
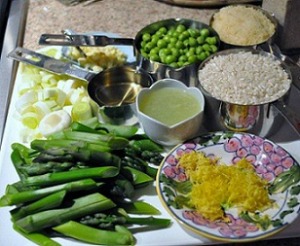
[
  {"left": 210, "top": 4, "right": 278, "bottom": 49},
  {"left": 134, "top": 18, "right": 220, "bottom": 87},
  {"left": 9, "top": 47, "right": 153, "bottom": 125},
  {"left": 39, "top": 18, "right": 220, "bottom": 87},
  {"left": 197, "top": 48, "right": 300, "bottom": 137}
]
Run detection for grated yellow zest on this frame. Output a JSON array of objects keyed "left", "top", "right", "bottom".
[{"left": 178, "top": 151, "right": 272, "bottom": 221}]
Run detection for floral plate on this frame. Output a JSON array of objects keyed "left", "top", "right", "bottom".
[{"left": 156, "top": 132, "right": 300, "bottom": 243}]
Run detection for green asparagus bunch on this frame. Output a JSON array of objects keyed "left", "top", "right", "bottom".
[{"left": 0, "top": 119, "right": 170, "bottom": 245}]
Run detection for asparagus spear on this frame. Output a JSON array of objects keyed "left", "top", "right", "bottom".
[
  {"left": 57, "top": 130, "right": 129, "bottom": 150},
  {"left": 18, "top": 161, "right": 74, "bottom": 176},
  {"left": 32, "top": 147, "right": 121, "bottom": 169},
  {"left": 53, "top": 221, "right": 134, "bottom": 245},
  {"left": 31, "top": 139, "right": 110, "bottom": 153},
  {"left": 15, "top": 192, "right": 116, "bottom": 233},
  {"left": 0, "top": 178, "right": 99, "bottom": 206},
  {"left": 79, "top": 212, "right": 171, "bottom": 229},
  {"left": 11, "top": 190, "right": 66, "bottom": 221},
  {"left": 23, "top": 166, "right": 119, "bottom": 187},
  {"left": 13, "top": 223, "right": 61, "bottom": 246}
]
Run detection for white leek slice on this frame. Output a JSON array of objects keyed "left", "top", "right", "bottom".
[
  {"left": 39, "top": 109, "right": 72, "bottom": 137},
  {"left": 68, "top": 87, "right": 88, "bottom": 105},
  {"left": 42, "top": 88, "right": 67, "bottom": 106},
  {"left": 33, "top": 101, "right": 52, "bottom": 118},
  {"left": 71, "top": 101, "right": 93, "bottom": 122},
  {"left": 15, "top": 91, "right": 38, "bottom": 114},
  {"left": 21, "top": 112, "right": 40, "bottom": 129}
]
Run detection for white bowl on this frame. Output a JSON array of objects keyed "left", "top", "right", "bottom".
[{"left": 136, "top": 78, "right": 205, "bottom": 146}]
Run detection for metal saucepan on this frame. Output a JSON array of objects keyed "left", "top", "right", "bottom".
[
  {"left": 197, "top": 48, "right": 300, "bottom": 137},
  {"left": 38, "top": 18, "right": 220, "bottom": 87},
  {"left": 8, "top": 47, "right": 153, "bottom": 125},
  {"left": 210, "top": 4, "right": 278, "bottom": 49}
]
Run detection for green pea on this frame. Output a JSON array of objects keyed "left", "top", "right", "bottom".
[
  {"left": 151, "top": 35, "right": 160, "bottom": 45},
  {"left": 188, "top": 55, "right": 197, "bottom": 64},
  {"left": 210, "top": 44, "right": 218, "bottom": 53},
  {"left": 170, "top": 47, "right": 180, "bottom": 58},
  {"left": 183, "top": 39, "right": 189, "bottom": 47},
  {"left": 188, "top": 37, "right": 197, "bottom": 47},
  {"left": 163, "top": 35, "right": 171, "bottom": 43},
  {"left": 178, "top": 31, "right": 189, "bottom": 41},
  {"left": 202, "top": 43, "right": 211, "bottom": 52},
  {"left": 197, "top": 52, "right": 207, "bottom": 61},
  {"left": 165, "top": 55, "right": 176, "bottom": 64},
  {"left": 157, "top": 39, "right": 167, "bottom": 48},
  {"left": 142, "top": 33, "right": 151, "bottom": 42},
  {"left": 158, "top": 27, "right": 168, "bottom": 35},
  {"left": 140, "top": 40, "right": 147, "bottom": 48},
  {"left": 175, "top": 40, "right": 184, "bottom": 49},
  {"left": 170, "top": 62, "right": 179, "bottom": 68},
  {"left": 145, "top": 42, "right": 155, "bottom": 52},
  {"left": 159, "top": 48, "right": 171, "bottom": 58},
  {"left": 206, "top": 36, "right": 218, "bottom": 45},
  {"left": 176, "top": 24, "right": 186, "bottom": 33},
  {"left": 150, "top": 54, "right": 160, "bottom": 62},
  {"left": 177, "top": 61, "right": 184, "bottom": 67},
  {"left": 196, "top": 46, "right": 203, "bottom": 54},
  {"left": 197, "top": 36, "right": 205, "bottom": 45},
  {"left": 178, "top": 55, "right": 187, "bottom": 62},
  {"left": 169, "top": 36, "right": 178, "bottom": 44},
  {"left": 149, "top": 47, "right": 160, "bottom": 56},
  {"left": 200, "top": 28, "right": 210, "bottom": 38},
  {"left": 188, "top": 28, "right": 200, "bottom": 37},
  {"left": 205, "top": 50, "right": 211, "bottom": 57}
]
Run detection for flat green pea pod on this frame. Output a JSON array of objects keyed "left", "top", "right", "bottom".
[
  {"left": 96, "top": 123, "right": 139, "bottom": 139},
  {"left": 130, "top": 139, "right": 163, "bottom": 152},
  {"left": 121, "top": 166, "right": 153, "bottom": 188}
]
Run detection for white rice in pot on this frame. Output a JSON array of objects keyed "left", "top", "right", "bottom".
[{"left": 198, "top": 51, "right": 291, "bottom": 105}]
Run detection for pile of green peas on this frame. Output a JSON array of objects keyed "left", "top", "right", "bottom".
[{"left": 139, "top": 24, "right": 219, "bottom": 68}]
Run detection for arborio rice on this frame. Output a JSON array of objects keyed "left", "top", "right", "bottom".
[{"left": 198, "top": 51, "right": 291, "bottom": 105}]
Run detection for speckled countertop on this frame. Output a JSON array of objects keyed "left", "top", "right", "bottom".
[
  {"left": 24, "top": 0, "right": 216, "bottom": 50},
  {"left": 23, "top": 1, "right": 300, "bottom": 246}
]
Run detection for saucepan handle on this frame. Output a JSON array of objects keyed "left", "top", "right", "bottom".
[
  {"left": 39, "top": 34, "right": 134, "bottom": 47},
  {"left": 8, "top": 47, "right": 95, "bottom": 81}
]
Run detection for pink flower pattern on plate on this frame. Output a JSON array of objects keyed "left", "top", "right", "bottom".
[{"left": 223, "top": 134, "right": 294, "bottom": 181}]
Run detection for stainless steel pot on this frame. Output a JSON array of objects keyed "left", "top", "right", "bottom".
[
  {"left": 197, "top": 48, "right": 300, "bottom": 137},
  {"left": 8, "top": 47, "right": 153, "bottom": 125},
  {"left": 210, "top": 4, "right": 278, "bottom": 49},
  {"left": 38, "top": 18, "right": 220, "bottom": 87}
]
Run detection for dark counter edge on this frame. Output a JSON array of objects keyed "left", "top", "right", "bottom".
[{"left": 0, "top": 0, "right": 29, "bottom": 148}]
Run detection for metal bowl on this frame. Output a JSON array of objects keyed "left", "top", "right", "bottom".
[
  {"left": 88, "top": 66, "right": 153, "bottom": 125},
  {"left": 134, "top": 18, "right": 220, "bottom": 87},
  {"left": 197, "top": 48, "right": 300, "bottom": 137},
  {"left": 210, "top": 4, "right": 278, "bottom": 49}
]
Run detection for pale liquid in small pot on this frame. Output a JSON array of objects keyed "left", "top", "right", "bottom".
[
  {"left": 95, "top": 82, "right": 142, "bottom": 106},
  {"left": 139, "top": 87, "right": 201, "bottom": 126}
]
